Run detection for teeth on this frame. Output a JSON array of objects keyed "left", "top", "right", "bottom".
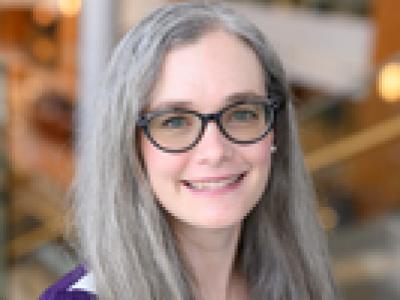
[{"left": 185, "top": 174, "right": 242, "bottom": 190}]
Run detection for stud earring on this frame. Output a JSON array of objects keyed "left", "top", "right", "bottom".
[{"left": 270, "top": 144, "right": 277, "bottom": 153}]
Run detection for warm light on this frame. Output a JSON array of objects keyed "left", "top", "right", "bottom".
[
  {"left": 378, "top": 62, "right": 400, "bottom": 102},
  {"left": 58, "top": 0, "right": 81, "bottom": 17}
]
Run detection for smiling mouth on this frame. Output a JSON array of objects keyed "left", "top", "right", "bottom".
[{"left": 181, "top": 173, "right": 247, "bottom": 191}]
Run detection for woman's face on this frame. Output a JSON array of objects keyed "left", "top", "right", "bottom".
[{"left": 141, "top": 30, "right": 274, "bottom": 229}]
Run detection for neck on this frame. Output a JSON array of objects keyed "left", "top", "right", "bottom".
[{"left": 171, "top": 221, "right": 246, "bottom": 299}]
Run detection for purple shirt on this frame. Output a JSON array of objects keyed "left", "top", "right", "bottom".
[{"left": 39, "top": 264, "right": 97, "bottom": 300}]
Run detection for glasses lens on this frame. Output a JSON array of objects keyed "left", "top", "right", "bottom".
[
  {"left": 221, "top": 102, "right": 271, "bottom": 141},
  {"left": 148, "top": 111, "right": 201, "bottom": 150}
]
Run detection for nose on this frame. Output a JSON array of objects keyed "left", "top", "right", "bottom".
[{"left": 192, "top": 121, "right": 233, "bottom": 166}]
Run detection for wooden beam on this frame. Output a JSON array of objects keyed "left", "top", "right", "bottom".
[
  {"left": 305, "top": 114, "right": 400, "bottom": 172},
  {"left": 7, "top": 215, "right": 64, "bottom": 260}
]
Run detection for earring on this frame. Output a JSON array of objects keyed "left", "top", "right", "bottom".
[{"left": 270, "top": 144, "right": 277, "bottom": 153}]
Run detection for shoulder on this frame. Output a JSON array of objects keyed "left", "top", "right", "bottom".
[{"left": 39, "top": 264, "right": 97, "bottom": 300}]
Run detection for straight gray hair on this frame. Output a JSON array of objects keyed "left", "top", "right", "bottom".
[{"left": 71, "top": 1, "right": 337, "bottom": 299}]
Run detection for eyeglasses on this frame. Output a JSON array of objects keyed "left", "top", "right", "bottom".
[{"left": 137, "top": 98, "right": 279, "bottom": 153}]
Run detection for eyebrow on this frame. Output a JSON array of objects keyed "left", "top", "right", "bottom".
[{"left": 149, "top": 91, "right": 266, "bottom": 111}]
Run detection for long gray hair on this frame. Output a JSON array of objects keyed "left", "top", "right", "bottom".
[{"left": 71, "top": 1, "right": 337, "bottom": 299}]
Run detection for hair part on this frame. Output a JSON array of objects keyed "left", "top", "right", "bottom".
[{"left": 71, "top": 2, "right": 337, "bottom": 299}]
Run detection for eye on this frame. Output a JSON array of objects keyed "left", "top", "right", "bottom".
[
  {"left": 160, "top": 115, "right": 191, "bottom": 128},
  {"left": 231, "top": 109, "right": 258, "bottom": 121}
]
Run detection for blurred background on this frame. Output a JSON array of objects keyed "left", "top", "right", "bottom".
[{"left": 0, "top": 0, "right": 399, "bottom": 299}]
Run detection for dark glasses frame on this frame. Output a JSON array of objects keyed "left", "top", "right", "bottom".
[{"left": 137, "top": 98, "right": 280, "bottom": 153}]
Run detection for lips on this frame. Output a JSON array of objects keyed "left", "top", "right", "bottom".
[{"left": 181, "top": 173, "right": 247, "bottom": 191}]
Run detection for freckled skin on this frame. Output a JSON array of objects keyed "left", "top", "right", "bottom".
[{"left": 141, "top": 30, "right": 273, "bottom": 229}]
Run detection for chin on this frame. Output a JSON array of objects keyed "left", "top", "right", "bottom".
[{"left": 186, "top": 213, "right": 246, "bottom": 229}]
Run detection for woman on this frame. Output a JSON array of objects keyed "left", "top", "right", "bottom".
[{"left": 41, "top": 2, "right": 337, "bottom": 299}]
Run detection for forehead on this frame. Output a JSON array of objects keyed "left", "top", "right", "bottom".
[{"left": 149, "top": 30, "right": 265, "bottom": 110}]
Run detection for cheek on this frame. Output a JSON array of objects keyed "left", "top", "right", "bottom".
[
  {"left": 245, "top": 134, "right": 273, "bottom": 166},
  {"left": 245, "top": 136, "right": 273, "bottom": 200},
  {"left": 141, "top": 138, "right": 187, "bottom": 185}
]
